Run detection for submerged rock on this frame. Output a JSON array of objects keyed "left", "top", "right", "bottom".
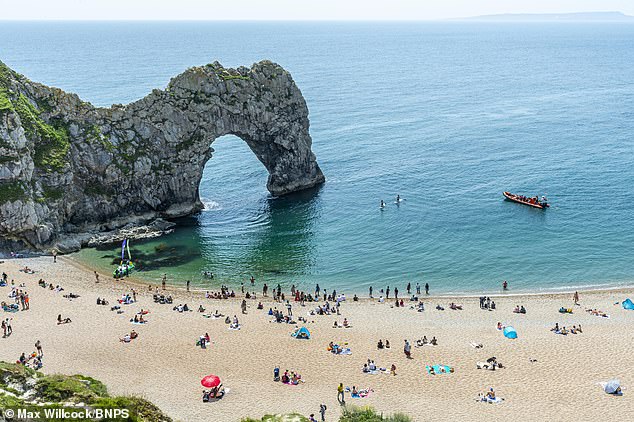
[{"left": 0, "top": 60, "right": 325, "bottom": 251}]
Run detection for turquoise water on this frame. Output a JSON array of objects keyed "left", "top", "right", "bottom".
[{"left": 1, "top": 22, "right": 633, "bottom": 294}]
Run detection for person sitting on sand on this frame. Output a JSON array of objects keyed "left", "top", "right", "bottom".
[
  {"left": 333, "top": 321, "right": 339, "bottom": 328},
  {"left": 130, "top": 330, "right": 138, "bottom": 339},
  {"left": 362, "top": 363, "right": 369, "bottom": 373},
  {"left": 257, "top": 302, "right": 263, "bottom": 310},
  {"left": 486, "top": 388, "right": 496, "bottom": 400},
  {"left": 120, "top": 333, "right": 131, "bottom": 343},
  {"left": 198, "top": 305, "right": 205, "bottom": 313},
  {"left": 497, "top": 322, "right": 504, "bottom": 330},
  {"left": 551, "top": 323, "right": 560, "bottom": 332},
  {"left": 281, "top": 371, "right": 290, "bottom": 384},
  {"left": 390, "top": 363, "right": 396, "bottom": 376},
  {"left": 385, "top": 339, "right": 390, "bottom": 348},
  {"left": 430, "top": 336, "right": 437, "bottom": 345},
  {"left": 377, "top": 339, "right": 384, "bottom": 349},
  {"left": 560, "top": 326, "right": 569, "bottom": 335},
  {"left": 343, "top": 318, "right": 349, "bottom": 328},
  {"left": 57, "top": 314, "right": 72, "bottom": 324}
]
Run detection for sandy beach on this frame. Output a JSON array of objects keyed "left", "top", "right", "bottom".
[{"left": 1, "top": 256, "right": 632, "bottom": 421}]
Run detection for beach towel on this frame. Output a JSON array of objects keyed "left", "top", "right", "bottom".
[
  {"left": 470, "top": 342, "right": 483, "bottom": 349},
  {"left": 332, "top": 348, "right": 352, "bottom": 355},
  {"left": 426, "top": 364, "right": 453, "bottom": 375},
  {"left": 228, "top": 324, "right": 241, "bottom": 331},
  {"left": 130, "top": 321, "right": 148, "bottom": 325}
]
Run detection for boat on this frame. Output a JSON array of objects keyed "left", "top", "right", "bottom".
[
  {"left": 113, "top": 239, "right": 135, "bottom": 278},
  {"left": 503, "top": 192, "right": 549, "bottom": 209}
]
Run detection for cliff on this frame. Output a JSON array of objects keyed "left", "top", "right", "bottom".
[{"left": 0, "top": 60, "right": 324, "bottom": 252}]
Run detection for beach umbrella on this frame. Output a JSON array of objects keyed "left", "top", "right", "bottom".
[
  {"left": 603, "top": 379, "right": 621, "bottom": 394},
  {"left": 503, "top": 326, "right": 518, "bottom": 339},
  {"left": 201, "top": 375, "right": 221, "bottom": 388}
]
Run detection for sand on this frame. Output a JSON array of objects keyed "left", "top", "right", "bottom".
[{"left": 0, "top": 256, "right": 632, "bottom": 421}]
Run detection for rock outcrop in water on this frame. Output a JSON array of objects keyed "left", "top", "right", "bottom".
[{"left": 0, "top": 60, "right": 324, "bottom": 252}]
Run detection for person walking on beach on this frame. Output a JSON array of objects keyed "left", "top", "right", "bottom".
[
  {"left": 4, "top": 318, "right": 12, "bottom": 336},
  {"left": 337, "top": 383, "right": 345, "bottom": 404},
  {"left": 94, "top": 271, "right": 100, "bottom": 283},
  {"left": 404, "top": 339, "right": 411, "bottom": 359},
  {"left": 241, "top": 300, "right": 247, "bottom": 314},
  {"left": 319, "top": 404, "right": 327, "bottom": 421},
  {"left": 425, "top": 283, "right": 429, "bottom": 295},
  {"left": 35, "top": 340, "right": 43, "bottom": 356},
  {"left": 573, "top": 291, "right": 579, "bottom": 305},
  {"left": 416, "top": 282, "right": 421, "bottom": 295},
  {"left": 286, "top": 300, "right": 292, "bottom": 316},
  {"left": 394, "top": 287, "right": 399, "bottom": 299},
  {"left": 52, "top": 250, "right": 57, "bottom": 263},
  {"left": 407, "top": 282, "right": 411, "bottom": 295},
  {"left": 369, "top": 286, "right": 373, "bottom": 298}
]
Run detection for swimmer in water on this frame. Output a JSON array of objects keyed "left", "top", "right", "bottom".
[
  {"left": 396, "top": 195, "right": 401, "bottom": 202},
  {"left": 380, "top": 200, "right": 386, "bottom": 208}
]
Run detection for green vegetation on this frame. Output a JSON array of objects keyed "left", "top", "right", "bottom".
[
  {"left": 84, "top": 180, "right": 113, "bottom": 197},
  {"left": 41, "top": 185, "right": 64, "bottom": 200},
  {"left": 243, "top": 408, "right": 411, "bottom": 422},
  {"left": 0, "top": 87, "right": 12, "bottom": 113},
  {"left": 0, "top": 181, "right": 26, "bottom": 203},
  {"left": 0, "top": 155, "right": 17, "bottom": 165},
  {"left": 339, "top": 407, "right": 411, "bottom": 422},
  {"left": 242, "top": 414, "right": 308, "bottom": 422},
  {"left": 13, "top": 94, "right": 69, "bottom": 173},
  {"left": 0, "top": 362, "right": 172, "bottom": 421}
]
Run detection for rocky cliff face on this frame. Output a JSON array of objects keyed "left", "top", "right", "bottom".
[{"left": 0, "top": 60, "right": 324, "bottom": 252}]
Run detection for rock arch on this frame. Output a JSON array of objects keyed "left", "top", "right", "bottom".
[{"left": 0, "top": 60, "right": 324, "bottom": 250}]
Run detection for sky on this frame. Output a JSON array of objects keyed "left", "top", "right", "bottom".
[{"left": 1, "top": 0, "right": 633, "bottom": 21}]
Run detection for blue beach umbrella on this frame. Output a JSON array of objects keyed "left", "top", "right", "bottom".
[{"left": 503, "top": 326, "right": 518, "bottom": 339}]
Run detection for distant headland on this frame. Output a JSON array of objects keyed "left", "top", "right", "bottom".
[{"left": 453, "top": 11, "right": 634, "bottom": 23}]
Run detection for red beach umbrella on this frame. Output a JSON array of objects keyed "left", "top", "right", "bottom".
[{"left": 201, "top": 375, "right": 221, "bottom": 388}]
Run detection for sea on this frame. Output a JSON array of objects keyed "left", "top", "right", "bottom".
[{"left": 1, "top": 21, "right": 633, "bottom": 294}]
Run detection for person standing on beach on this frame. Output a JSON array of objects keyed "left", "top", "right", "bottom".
[
  {"left": 369, "top": 286, "right": 373, "bottom": 298},
  {"left": 407, "top": 282, "right": 411, "bottom": 294},
  {"left": 386, "top": 286, "right": 390, "bottom": 299},
  {"left": 286, "top": 300, "right": 292, "bottom": 316},
  {"left": 263, "top": 283, "right": 268, "bottom": 296},
  {"left": 425, "top": 283, "right": 429, "bottom": 295},
  {"left": 416, "top": 283, "right": 421, "bottom": 295},
  {"left": 94, "top": 271, "right": 100, "bottom": 283},
  {"left": 186, "top": 280, "right": 190, "bottom": 292},
  {"left": 162, "top": 274, "right": 166, "bottom": 290},
  {"left": 52, "top": 250, "right": 57, "bottom": 263},
  {"left": 337, "top": 383, "right": 345, "bottom": 404},
  {"left": 503, "top": 280, "right": 508, "bottom": 290},
  {"left": 35, "top": 340, "right": 43, "bottom": 356},
  {"left": 404, "top": 339, "right": 411, "bottom": 358},
  {"left": 394, "top": 287, "right": 399, "bottom": 299},
  {"left": 251, "top": 276, "right": 255, "bottom": 286},
  {"left": 319, "top": 404, "right": 327, "bottom": 421},
  {"left": 573, "top": 291, "right": 579, "bottom": 305},
  {"left": 241, "top": 300, "right": 247, "bottom": 314},
  {"left": 315, "top": 284, "right": 320, "bottom": 297}
]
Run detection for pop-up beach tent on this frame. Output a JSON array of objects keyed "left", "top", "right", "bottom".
[
  {"left": 622, "top": 299, "right": 634, "bottom": 310},
  {"left": 292, "top": 327, "right": 311, "bottom": 339},
  {"left": 503, "top": 326, "right": 518, "bottom": 339}
]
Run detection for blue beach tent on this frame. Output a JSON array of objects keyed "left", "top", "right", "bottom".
[
  {"left": 292, "top": 327, "right": 311, "bottom": 339},
  {"left": 622, "top": 299, "right": 634, "bottom": 310},
  {"left": 503, "top": 326, "right": 518, "bottom": 339}
]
